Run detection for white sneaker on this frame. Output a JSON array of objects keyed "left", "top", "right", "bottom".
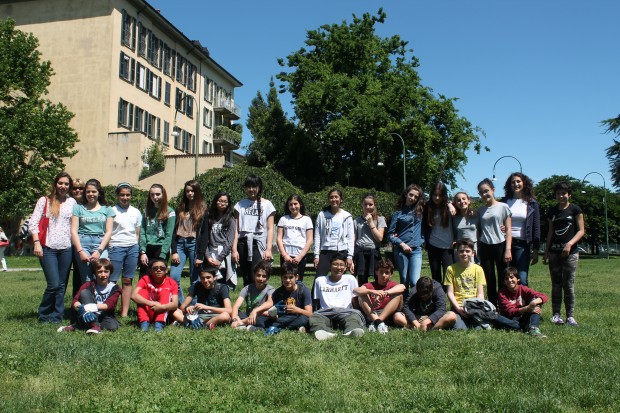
[
  {"left": 235, "top": 325, "right": 248, "bottom": 331},
  {"left": 267, "top": 306, "right": 278, "bottom": 318},
  {"left": 343, "top": 328, "right": 364, "bottom": 338},
  {"left": 314, "top": 330, "right": 337, "bottom": 341},
  {"left": 551, "top": 313, "right": 565, "bottom": 325},
  {"left": 377, "top": 322, "right": 388, "bottom": 335},
  {"left": 367, "top": 324, "right": 376, "bottom": 333},
  {"left": 247, "top": 325, "right": 262, "bottom": 332},
  {"left": 566, "top": 317, "right": 578, "bottom": 327},
  {"left": 298, "top": 326, "right": 306, "bottom": 334}
]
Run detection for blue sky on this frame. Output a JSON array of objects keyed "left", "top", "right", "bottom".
[{"left": 150, "top": 0, "right": 619, "bottom": 197}]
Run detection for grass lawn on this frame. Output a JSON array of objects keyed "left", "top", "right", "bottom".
[{"left": 1, "top": 256, "right": 619, "bottom": 412}]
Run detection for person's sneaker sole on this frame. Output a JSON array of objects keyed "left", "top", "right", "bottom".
[
  {"left": 56, "top": 325, "right": 74, "bottom": 333},
  {"left": 343, "top": 328, "right": 365, "bottom": 338},
  {"left": 86, "top": 328, "right": 100, "bottom": 334},
  {"left": 314, "top": 330, "right": 337, "bottom": 341},
  {"left": 298, "top": 326, "right": 306, "bottom": 334}
]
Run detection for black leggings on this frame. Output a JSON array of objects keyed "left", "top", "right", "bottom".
[
  {"left": 478, "top": 241, "right": 507, "bottom": 305},
  {"left": 427, "top": 243, "right": 454, "bottom": 285},
  {"left": 237, "top": 237, "right": 262, "bottom": 286}
]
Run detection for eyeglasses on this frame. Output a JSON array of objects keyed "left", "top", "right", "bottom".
[
  {"left": 73, "top": 187, "right": 84, "bottom": 191},
  {"left": 151, "top": 266, "right": 167, "bottom": 272}
]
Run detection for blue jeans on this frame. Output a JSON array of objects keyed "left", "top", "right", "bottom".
[
  {"left": 511, "top": 239, "right": 531, "bottom": 286},
  {"left": 394, "top": 246, "right": 422, "bottom": 291},
  {"left": 108, "top": 244, "right": 140, "bottom": 283},
  {"left": 38, "top": 246, "right": 72, "bottom": 322},
  {"left": 170, "top": 237, "right": 197, "bottom": 304},
  {"left": 73, "top": 234, "right": 108, "bottom": 284}
]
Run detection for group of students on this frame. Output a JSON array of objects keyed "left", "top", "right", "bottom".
[{"left": 29, "top": 170, "right": 584, "bottom": 337}]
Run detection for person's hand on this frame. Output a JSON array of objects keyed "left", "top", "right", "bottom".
[
  {"left": 263, "top": 249, "right": 273, "bottom": 261},
  {"left": 232, "top": 250, "right": 239, "bottom": 263},
  {"left": 365, "top": 213, "right": 374, "bottom": 223},
  {"left": 457, "top": 306, "right": 468, "bottom": 318},
  {"left": 285, "top": 304, "right": 299, "bottom": 314},
  {"left": 89, "top": 250, "right": 100, "bottom": 262},
  {"left": 401, "top": 243, "right": 412, "bottom": 254},
  {"left": 420, "top": 317, "right": 433, "bottom": 331},
  {"left": 140, "top": 253, "right": 148, "bottom": 266},
  {"left": 447, "top": 203, "right": 457, "bottom": 216},
  {"left": 79, "top": 250, "right": 90, "bottom": 263},
  {"left": 33, "top": 243, "right": 43, "bottom": 257},
  {"left": 171, "top": 253, "right": 180, "bottom": 265},
  {"left": 347, "top": 259, "right": 354, "bottom": 274},
  {"left": 562, "top": 243, "right": 572, "bottom": 257},
  {"left": 542, "top": 253, "right": 549, "bottom": 265},
  {"left": 247, "top": 310, "right": 257, "bottom": 325},
  {"left": 531, "top": 251, "right": 539, "bottom": 265},
  {"left": 499, "top": 225, "right": 507, "bottom": 234},
  {"left": 194, "top": 303, "right": 208, "bottom": 312},
  {"left": 207, "top": 257, "right": 221, "bottom": 267},
  {"left": 194, "top": 258, "right": 203, "bottom": 267},
  {"left": 504, "top": 250, "right": 512, "bottom": 263},
  {"left": 370, "top": 290, "right": 387, "bottom": 299},
  {"left": 151, "top": 302, "right": 166, "bottom": 313},
  {"left": 412, "top": 320, "right": 422, "bottom": 330},
  {"left": 314, "top": 257, "right": 319, "bottom": 269},
  {"left": 185, "top": 305, "right": 195, "bottom": 315}
]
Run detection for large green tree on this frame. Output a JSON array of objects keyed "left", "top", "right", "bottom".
[
  {"left": 602, "top": 114, "right": 620, "bottom": 188},
  {"left": 246, "top": 9, "right": 486, "bottom": 192},
  {"left": 0, "top": 18, "right": 78, "bottom": 219}
]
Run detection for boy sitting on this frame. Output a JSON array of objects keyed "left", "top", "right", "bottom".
[
  {"left": 444, "top": 239, "right": 486, "bottom": 330},
  {"left": 57, "top": 258, "right": 120, "bottom": 334},
  {"left": 174, "top": 266, "right": 232, "bottom": 330},
  {"left": 309, "top": 253, "right": 365, "bottom": 340},
  {"left": 498, "top": 267, "right": 548, "bottom": 338},
  {"left": 394, "top": 276, "right": 457, "bottom": 331},
  {"left": 264, "top": 262, "right": 313, "bottom": 335},
  {"left": 231, "top": 260, "right": 275, "bottom": 331},
  {"left": 354, "top": 258, "right": 405, "bottom": 334},
  {"left": 131, "top": 258, "right": 179, "bottom": 332}
]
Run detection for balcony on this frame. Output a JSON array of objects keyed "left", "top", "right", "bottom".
[
  {"left": 213, "top": 125, "right": 241, "bottom": 150},
  {"left": 213, "top": 97, "right": 240, "bottom": 120}
]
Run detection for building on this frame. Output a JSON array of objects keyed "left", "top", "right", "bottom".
[{"left": 0, "top": 0, "right": 243, "bottom": 191}]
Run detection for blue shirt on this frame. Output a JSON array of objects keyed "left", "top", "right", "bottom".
[{"left": 388, "top": 207, "right": 424, "bottom": 248}]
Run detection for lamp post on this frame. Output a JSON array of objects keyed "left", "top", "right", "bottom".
[
  {"left": 581, "top": 172, "right": 609, "bottom": 259},
  {"left": 173, "top": 91, "right": 201, "bottom": 178},
  {"left": 389, "top": 133, "right": 407, "bottom": 192},
  {"left": 492, "top": 155, "right": 523, "bottom": 181}
]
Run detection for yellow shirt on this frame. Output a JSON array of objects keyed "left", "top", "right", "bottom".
[{"left": 444, "top": 263, "right": 486, "bottom": 307}]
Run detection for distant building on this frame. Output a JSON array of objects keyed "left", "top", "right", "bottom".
[{"left": 0, "top": 0, "right": 243, "bottom": 191}]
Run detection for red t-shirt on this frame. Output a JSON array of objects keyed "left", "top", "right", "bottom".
[
  {"left": 137, "top": 275, "right": 178, "bottom": 303},
  {"left": 362, "top": 280, "right": 398, "bottom": 310}
]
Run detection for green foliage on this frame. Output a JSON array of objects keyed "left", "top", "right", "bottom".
[
  {"left": 0, "top": 18, "right": 78, "bottom": 219},
  {"left": 246, "top": 9, "right": 487, "bottom": 192},
  {"left": 602, "top": 114, "right": 620, "bottom": 188},
  {"left": 139, "top": 142, "right": 166, "bottom": 179},
  {"left": 213, "top": 125, "right": 242, "bottom": 147},
  {"left": 305, "top": 186, "right": 398, "bottom": 222}
]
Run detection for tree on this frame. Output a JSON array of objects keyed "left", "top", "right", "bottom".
[
  {"left": 251, "top": 9, "right": 487, "bottom": 192},
  {"left": 0, "top": 18, "right": 78, "bottom": 219},
  {"left": 602, "top": 114, "right": 620, "bottom": 188}
]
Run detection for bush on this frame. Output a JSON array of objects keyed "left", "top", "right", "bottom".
[
  {"left": 306, "top": 186, "right": 399, "bottom": 222},
  {"left": 103, "top": 185, "right": 150, "bottom": 211}
]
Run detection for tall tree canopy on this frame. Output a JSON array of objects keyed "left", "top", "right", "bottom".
[
  {"left": 247, "top": 9, "right": 486, "bottom": 193},
  {"left": 0, "top": 18, "right": 78, "bottom": 219},
  {"left": 602, "top": 114, "right": 620, "bottom": 188}
]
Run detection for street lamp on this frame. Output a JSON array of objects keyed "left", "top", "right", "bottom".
[
  {"left": 492, "top": 155, "right": 523, "bottom": 181},
  {"left": 174, "top": 91, "right": 201, "bottom": 178},
  {"left": 389, "top": 133, "right": 407, "bottom": 192},
  {"left": 581, "top": 172, "right": 609, "bottom": 259}
]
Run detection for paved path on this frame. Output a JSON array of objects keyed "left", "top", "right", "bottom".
[{"left": 4, "top": 268, "right": 41, "bottom": 272}]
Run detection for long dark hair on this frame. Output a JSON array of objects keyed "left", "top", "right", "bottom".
[
  {"left": 284, "top": 194, "right": 307, "bottom": 216},
  {"left": 208, "top": 191, "right": 234, "bottom": 228},
  {"left": 244, "top": 174, "right": 264, "bottom": 230},
  {"left": 503, "top": 172, "right": 535, "bottom": 203},
  {"left": 178, "top": 179, "right": 206, "bottom": 230},
  {"left": 83, "top": 179, "right": 107, "bottom": 206},
  {"left": 322, "top": 188, "right": 343, "bottom": 212},
  {"left": 396, "top": 184, "right": 425, "bottom": 218},
  {"left": 48, "top": 171, "right": 73, "bottom": 217},
  {"left": 146, "top": 184, "right": 169, "bottom": 221},
  {"left": 426, "top": 182, "right": 450, "bottom": 228}
]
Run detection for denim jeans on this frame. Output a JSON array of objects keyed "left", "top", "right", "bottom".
[
  {"left": 108, "top": 244, "right": 140, "bottom": 283},
  {"left": 170, "top": 237, "right": 197, "bottom": 304},
  {"left": 394, "top": 246, "right": 422, "bottom": 291},
  {"left": 549, "top": 252, "right": 578, "bottom": 318},
  {"left": 73, "top": 234, "right": 108, "bottom": 284},
  {"left": 38, "top": 246, "right": 72, "bottom": 322},
  {"left": 511, "top": 239, "right": 531, "bottom": 286}
]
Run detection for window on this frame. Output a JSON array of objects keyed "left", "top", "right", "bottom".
[
  {"left": 137, "top": 22, "right": 146, "bottom": 57},
  {"left": 186, "top": 95, "right": 193, "bottom": 119},
  {"left": 149, "top": 72, "right": 161, "bottom": 99},
  {"left": 163, "top": 121, "right": 169, "bottom": 146},
  {"left": 171, "top": 50, "right": 176, "bottom": 78},
  {"left": 134, "top": 106, "right": 144, "bottom": 133},
  {"left": 175, "top": 88, "right": 185, "bottom": 113},
  {"left": 181, "top": 130, "right": 192, "bottom": 153},
  {"left": 164, "top": 82, "right": 171, "bottom": 106},
  {"left": 119, "top": 52, "right": 134, "bottom": 84},
  {"left": 136, "top": 63, "right": 147, "bottom": 91},
  {"left": 187, "top": 63, "right": 196, "bottom": 91},
  {"left": 146, "top": 112, "right": 154, "bottom": 139},
  {"left": 156, "top": 118, "right": 161, "bottom": 142},
  {"left": 148, "top": 32, "right": 161, "bottom": 69},
  {"left": 203, "top": 107, "right": 212, "bottom": 128},
  {"left": 163, "top": 44, "right": 171, "bottom": 75},
  {"left": 117, "top": 98, "right": 133, "bottom": 129},
  {"left": 121, "top": 10, "right": 135, "bottom": 49},
  {"left": 204, "top": 78, "right": 214, "bottom": 102},
  {"left": 176, "top": 55, "right": 185, "bottom": 85},
  {"left": 174, "top": 127, "right": 181, "bottom": 149}
]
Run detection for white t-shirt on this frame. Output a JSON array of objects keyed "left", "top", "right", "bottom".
[
  {"left": 110, "top": 205, "right": 142, "bottom": 247},
  {"left": 313, "top": 274, "right": 358, "bottom": 310},
  {"left": 506, "top": 199, "right": 527, "bottom": 240},
  {"left": 234, "top": 198, "right": 276, "bottom": 237},
  {"left": 278, "top": 214, "right": 313, "bottom": 256}
]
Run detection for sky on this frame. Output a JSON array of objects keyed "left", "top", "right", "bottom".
[{"left": 149, "top": 0, "right": 619, "bottom": 197}]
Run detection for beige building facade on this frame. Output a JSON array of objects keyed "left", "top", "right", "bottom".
[{"left": 0, "top": 0, "right": 243, "bottom": 192}]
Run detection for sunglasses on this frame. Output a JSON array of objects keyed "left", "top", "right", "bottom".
[
  {"left": 73, "top": 187, "right": 85, "bottom": 191},
  {"left": 151, "top": 266, "right": 167, "bottom": 272}
]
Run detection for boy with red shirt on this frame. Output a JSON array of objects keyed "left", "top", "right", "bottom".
[
  {"left": 354, "top": 259, "right": 405, "bottom": 334},
  {"left": 131, "top": 258, "right": 179, "bottom": 332},
  {"left": 498, "top": 267, "right": 548, "bottom": 338}
]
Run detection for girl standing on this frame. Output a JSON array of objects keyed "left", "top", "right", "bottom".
[
  {"left": 139, "top": 184, "right": 176, "bottom": 274},
  {"left": 452, "top": 191, "right": 480, "bottom": 258},
  {"left": 477, "top": 178, "right": 512, "bottom": 304},
  {"left": 196, "top": 192, "right": 237, "bottom": 288},
  {"left": 170, "top": 180, "right": 207, "bottom": 303},
  {"left": 313, "top": 188, "right": 354, "bottom": 276},
  {"left": 233, "top": 175, "right": 276, "bottom": 286},
  {"left": 71, "top": 179, "right": 115, "bottom": 284},
  {"left": 69, "top": 178, "right": 85, "bottom": 297},
  {"left": 30, "top": 172, "right": 76, "bottom": 323},
  {"left": 108, "top": 182, "right": 142, "bottom": 317},
  {"left": 276, "top": 194, "right": 314, "bottom": 281},
  {"left": 353, "top": 194, "right": 386, "bottom": 285},
  {"left": 502, "top": 172, "right": 540, "bottom": 286},
  {"left": 388, "top": 184, "right": 425, "bottom": 291},
  {"left": 0, "top": 226, "right": 8, "bottom": 271},
  {"left": 424, "top": 182, "right": 455, "bottom": 284}
]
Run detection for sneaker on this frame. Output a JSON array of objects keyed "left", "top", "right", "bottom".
[
  {"left": 154, "top": 321, "right": 165, "bottom": 332},
  {"left": 265, "top": 326, "right": 280, "bottom": 336},
  {"left": 566, "top": 317, "right": 578, "bottom": 327},
  {"left": 551, "top": 313, "right": 564, "bottom": 325},
  {"left": 267, "top": 306, "right": 278, "bottom": 318},
  {"left": 343, "top": 328, "right": 365, "bottom": 338},
  {"left": 314, "top": 330, "right": 337, "bottom": 341},
  {"left": 86, "top": 325, "right": 101, "bottom": 334},
  {"left": 247, "top": 325, "right": 262, "bottom": 332},
  {"left": 56, "top": 325, "right": 75, "bottom": 333},
  {"left": 235, "top": 325, "right": 248, "bottom": 331},
  {"left": 171, "top": 321, "right": 180, "bottom": 327},
  {"left": 527, "top": 327, "right": 547, "bottom": 338},
  {"left": 377, "top": 322, "right": 389, "bottom": 335},
  {"left": 298, "top": 326, "right": 307, "bottom": 334},
  {"left": 367, "top": 324, "right": 376, "bottom": 333},
  {"left": 140, "top": 321, "right": 150, "bottom": 331}
]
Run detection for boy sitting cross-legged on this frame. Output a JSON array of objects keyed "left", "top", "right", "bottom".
[
  {"left": 173, "top": 265, "right": 232, "bottom": 330},
  {"left": 394, "top": 276, "right": 458, "bottom": 331},
  {"left": 354, "top": 258, "right": 405, "bottom": 334},
  {"left": 231, "top": 260, "right": 275, "bottom": 331}
]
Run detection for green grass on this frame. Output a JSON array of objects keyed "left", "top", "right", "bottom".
[{"left": 1, "top": 258, "right": 619, "bottom": 412}]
